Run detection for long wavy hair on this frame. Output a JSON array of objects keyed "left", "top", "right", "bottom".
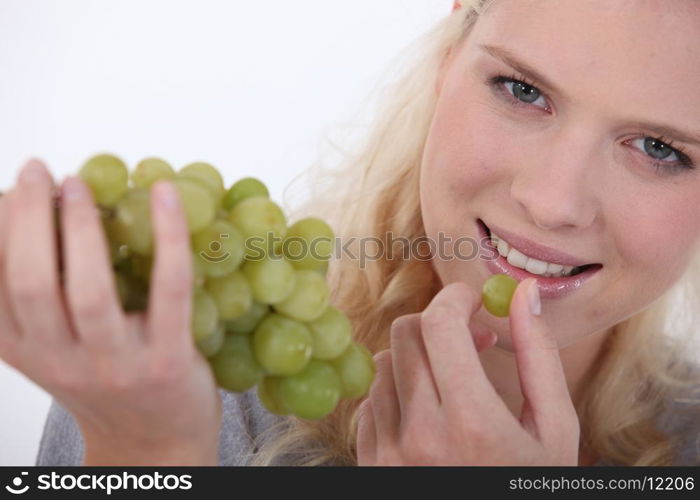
[{"left": 250, "top": 0, "right": 700, "bottom": 466}]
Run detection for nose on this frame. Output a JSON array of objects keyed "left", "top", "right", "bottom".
[{"left": 509, "top": 126, "right": 600, "bottom": 231}]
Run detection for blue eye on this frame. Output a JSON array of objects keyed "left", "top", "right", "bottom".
[
  {"left": 489, "top": 73, "right": 696, "bottom": 175},
  {"left": 491, "top": 73, "right": 550, "bottom": 111}
]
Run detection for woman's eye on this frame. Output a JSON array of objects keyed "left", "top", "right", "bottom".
[
  {"left": 630, "top": 137, "right": 680, "bottom": 163},
  {"left": 493, "top": 75, "right": 549, "bottom": 110},
  {"left": 628, "top": 136, "right": 694, "bottom": 173}
]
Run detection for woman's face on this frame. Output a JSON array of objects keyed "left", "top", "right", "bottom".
[{"left": 420, "top": 0, "right": 700, "bottom": 350}]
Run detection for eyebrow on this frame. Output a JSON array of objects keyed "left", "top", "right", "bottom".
[{"left": 477, "top": 43, "right": 700, "bottom": 148}]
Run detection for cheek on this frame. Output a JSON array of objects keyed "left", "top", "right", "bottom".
[
  {"left": 420, "top": 95, "right": 512, "bottom": 233},
  {"left": 611, "top": 196, "right": 700, "bottom": 287}
]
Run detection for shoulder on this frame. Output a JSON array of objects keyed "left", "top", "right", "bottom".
[{"left": 35, "top": 389, "right": 288, "bottom": 466}]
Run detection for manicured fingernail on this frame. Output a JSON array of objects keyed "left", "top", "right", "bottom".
[
  {"left": 527, "top": 279, "right": 541, "bottom": 316},
  {"left": 20, "top": 159, "right": 46, "bottom": 184},
  {"left": 156, "top": 181, "right": 179, "bottom": 210},
  {"left": 62, "top": 176, "right": 86, "bottom": 202}
]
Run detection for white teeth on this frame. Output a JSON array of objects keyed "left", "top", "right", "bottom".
[
  {"left": 506, "top": 247, "right": 528, "bottom": 269},
  {"left": 497, "top": 238, "right": 509, "bottom": 258},
  {"left": 490, "top": 231, "right": 578, "bottom": 277},
  {"left": 525, "top": 258, "right": 549, "bottom": 275}
]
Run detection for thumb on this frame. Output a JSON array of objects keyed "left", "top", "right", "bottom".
[{"left": 509, "top": 278, "right": 571, "bottom": 439}]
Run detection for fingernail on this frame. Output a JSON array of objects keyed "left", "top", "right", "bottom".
[
  {"left": 156, "top": 181, "right": 179, "bottom": 210},
  {"left": 527, "top": 278, "right": 541, "bottom": 316},
  {"left": 20, "top": 159, "right": 46, "bottom": 184},
  {"left": 62, "top": 176, "right": 86, "bottom": 202}
]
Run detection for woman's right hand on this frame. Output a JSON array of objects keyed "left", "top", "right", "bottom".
[{"left": 0, "top": 159, "right": 222, "bottom": 465}]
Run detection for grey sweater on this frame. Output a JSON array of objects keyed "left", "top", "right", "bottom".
[{"left": 35, "top": 388, "right": 700, "bottom": 466}]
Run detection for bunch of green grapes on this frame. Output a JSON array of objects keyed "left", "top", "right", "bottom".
[{"left": 78, "top": 153, "right": 375, "bottom": 420}]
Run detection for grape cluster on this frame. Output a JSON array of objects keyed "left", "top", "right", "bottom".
[{"left": 77, "top": 153, "right": 375, "bottom": 420}]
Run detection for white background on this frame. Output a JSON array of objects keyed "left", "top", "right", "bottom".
[{"left": 0, "top": 0, "right": 451, "bottom": 465}]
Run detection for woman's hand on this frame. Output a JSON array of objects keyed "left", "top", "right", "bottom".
[
  {"left": 357, "top": 278, "right": 580, "bottom": 466},
  {"left": 0, "top": 159, "right": 222, "bottom": 465}
]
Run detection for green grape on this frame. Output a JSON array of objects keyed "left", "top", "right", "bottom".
[
  {"left": 192, "top": 289, "right": 219, "bottom": 342},
  {"left": 307, "top": 306, "right": 352, "bottom": 360},
  {"left": 115, "top": 273, "right": 149, "bottom": 312},
  {"left": 228, "top": 197, "right": 286, "bottom": 258},
  {"left": 278, "top": 360, "right": 341, "bottom": 420},
  {"left": 130, "top": 255, "right": 153, "bottom": 283},
  {"left": 252, "top": 313, "right": 313, "bottom": 375},
  {"left": 209, "top": 334, "right": 264, "bottom": 392},
  {"left": 280, "top": 217, "right": 334, "bottom": 271},
  {"left": 173, "top": 178, "right": 216, "bottom": 233},
  {"left": 330, "top": 342, "right": 375, "bottom": 399},
  {"left": 222, "top": 177, "right": 269, "bottom": 210},
  {"left": 205, "top": 271, "right": 253, "bottom": 320},
  {"left": 482, "top": 274, "right": 518, "bottom": 318},
  {"left": 132, "top": 157, "right": 175, "bottom": 189},
  {"left": 192, "top": 253, "right": 207, "bottom": 288},
  {"left": 110, "top": 189, "right": 153, "bottom": 256},
  {"left": 223, "top": 301, "right": 269, "bottom": 335},
  {"left": 79, "top": 153, "right": 129, "bottom": 207},
  {"left": 196, "top": 322, "right": 226, "bottom": 358},
  {"left": 178, "top": 162, "right": 224, "bottom": 203},
  {"left": 273, "top": 269, "right": 329, "bottom": 322},
  {"left": 257, "top": 376, "right": 290, "bottom": 415},
  {"left": 241, "top": 257, "right": 296, "bottom": 305},
  {"left": 191, "top": 220, "right": 245, "bottom": 278}
]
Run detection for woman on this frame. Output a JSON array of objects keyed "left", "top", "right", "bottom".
[{"left": 4, "top": 0, "right": 700, "bottom": 465}]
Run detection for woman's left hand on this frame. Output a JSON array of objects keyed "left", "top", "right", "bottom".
[{"left": 356, "top": 278, "right": 580, "bottom": 466}]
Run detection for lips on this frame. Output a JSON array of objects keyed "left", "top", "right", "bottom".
[{"left": 476, "top": 219, "right": 602, "bottom": 299}]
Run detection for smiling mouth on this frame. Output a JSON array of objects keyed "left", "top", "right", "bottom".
[{"left": 479, "top": 219, "right": 602, "bottom": 278}]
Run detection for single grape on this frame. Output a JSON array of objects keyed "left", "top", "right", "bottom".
[
  {"left": 330, "top": 342, "right": 375, "bottom": 399},
  {"left": 228, "top": 197, "right": 286, "bottom": 258},
  {"left": 241, "top": 257, "right": 296, "bottom": 305},
  {"left": 129, "top": 255, "right": 153, "bottom": 283},
  {"left": 278, "top": 360, "right": 341, "bottom": 420},
  {"left": 273, "top": 269, "right": 329, "bottom": 322},
  {"left": 195, "top": 322, "right": 226, "bottom": 358},
  {"left": 191, "top": 220, "right": 245, "bottom": 278},
  {"left": 252, "top": 313, "right": 313, "bottom": 376},
  {"left": 209, "top": 334, "right": 264, "bottom": 392},
  {"left": 79, "top": 153, "right": 129, "bottom": 207},
  {"left": 205, "top": 271, "right": 253, "bottom": 320},
  {"left": 178, "top": 162, "right": 225, "bottom": 203},
  {"left": 257, "top": 376, "right": 290, "bottom": 415},
  {"left": 110, "top": 189, "right": 153, "bottom": 255},
  {"left": 192, "top": 289, "right": 220, "bottom": 342},
  {"left": 132, "top": 157, "right": 175, "bottom": 189},
  {"left": 482, "top": 274, "right": 518, "bottom": 317},
  {"left": 222, "top": 177, "right": 269, "bottom": 210},
  {"left": 173, "top": 178, "right": 216, "bottom": 233},
  {"left": 223, "top": 300, "right": 269, "bottom": 335},
  {"left": 280, "top": 217, "right": 334, "bottom": 271},
  {"left": 192, "top": 253, "right": 207, "bottom": 288},
  {"left": 307, "top": 306, "right": 352, "bottom": 360},
  {"left": 115, "top": 272, "right": 149, "bottom": 312}
]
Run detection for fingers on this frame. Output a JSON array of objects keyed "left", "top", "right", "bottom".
[
  {"left": 146, "top": 181, "right": 194, "bottom": 353},
  {"left": 390, "top": 313, "right": 440, "bottom": 414},
  {"left": 419, "top": 282, "right": 501, "bottom": 410},
  {"left": 355, "top": 398, "right": 377, "bottom": 465},
  {"left": 4, "top": 160, "right": 73, "bottom": 345},
  {"left": 61, "top": 176, "right": 126, "bottom": 350},
  {"left": 509, "top": 278, "right": 577, "bottom": 441},
  {"left": 0, "top": 190, "right": 21, "bottom": 361},
  {"left": 368, "top": 350, "right": 400, "bottom": 448}
]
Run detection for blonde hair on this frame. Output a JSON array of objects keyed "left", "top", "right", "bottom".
[{"left": 250, "top": 0, "right": 700, "bottom": 466}]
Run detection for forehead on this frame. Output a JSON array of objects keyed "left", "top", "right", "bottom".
[{"left": 464, "top": 0, "right": 700, "bottom": 121}]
